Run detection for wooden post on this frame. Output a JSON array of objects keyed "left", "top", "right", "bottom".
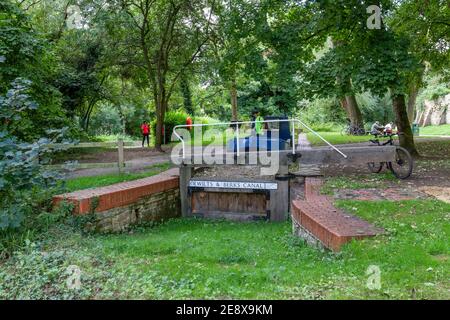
[
  {"left": 117, "top": 138, "right": 124, "bottom": 173},
  {"left": 180, "top": 164, "right": 193, "bottom": 217},
  {"left": 270, "top": 162, "right": 289, "bottom": 221}
]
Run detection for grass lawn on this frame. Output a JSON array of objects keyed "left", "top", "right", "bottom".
[
  {"left": 63, "top": 162, "right": 172, "bottom": 192},
  {"left": 320, "top": 173, "right": 399, "bottom": 195},
  {"left": 0, "top": 199, "right": 448, "bottom": 299},
  {"left": 306, "top": 132, "right": 374, "bottom": 146},
  {"left": 420, "top": 124, "right": 450, "bottom": 136}
]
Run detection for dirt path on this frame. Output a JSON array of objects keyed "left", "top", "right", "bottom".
[
  {"left": 61, "top": 145, "right": 173, "bottom": 178},
  {"left": 66, "top": 155, "right": 172, "bottom": 178},
  {"left": 320, "top": 137, "right": 450, "bottom": 189},
  {"left": 64, "top": 136, "right": 449, "bottom": 184}
]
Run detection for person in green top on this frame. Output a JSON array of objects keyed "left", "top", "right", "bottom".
[
  {"left": 251, "top": 109, "right": 264, "bottom": 151},
  {"left": 252, "top": 109, "right": 264, "bottom": 135}
]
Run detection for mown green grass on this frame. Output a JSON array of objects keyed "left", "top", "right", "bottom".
[
  {"left": 1, "top": 199, "right": 448, "bottom": 299},
  {"left": 95, "top": 200, "right": 448, "bottom": 299},
  {"left": 63, "top": 162, "right": 172, "bottom": 192},
  {"left": 306, "top": 132, "right": 374, "bottom": 146},
  {"left": 420, "top": 124, "right": 450, "bottom": 136}
]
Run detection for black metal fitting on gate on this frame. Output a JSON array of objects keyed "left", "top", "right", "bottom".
[
  {"left": 275, "top": 175, "right": 290, "bottom": 181},
  {"left": 286, "top": 152, "right": 302, "bottom": 162}
]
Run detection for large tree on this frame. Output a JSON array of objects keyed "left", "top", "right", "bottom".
[
  {"left": 261, "top": 0, "right": 366, "bottom": 130},
  {"left": 389, "top": 0, "right": 450, "bottom": 124},
  {"left": 105, "top": 0, "right": 216, "bottom": 150},
  {"left": 290, "top": 0, "right": 422, "bottom": 154},
  {"left": 205, "top": 0, "right": 268, "bottom": 121}
]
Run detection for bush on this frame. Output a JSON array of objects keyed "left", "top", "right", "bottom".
[
  {"left": 0, "top": 79, "right": 69, "bottom": 257},
  {"left": 125, "top": 105, "right": 150, "bottom": 137},
  {"left": 192, "top": 116, "right": 227, "bottom": 134},
  {"left": 151, "top": 110, "right": 188, "bottom": 144},
  {"left": 297, "top": 98, "right": 347, "bottom": 126},
  {"left": 88, "top": 103, "right": 124, "bottom": 136}
]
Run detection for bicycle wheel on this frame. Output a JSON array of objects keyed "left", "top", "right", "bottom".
[
  {"left": 356, "top": 127, "right": 366, "bottom": 135},
  {"left": 388, "top": 147, "right": 414, "bottom": 179},
  {"left": 368, "top": 162, "right": 383, "bottom": 173}
]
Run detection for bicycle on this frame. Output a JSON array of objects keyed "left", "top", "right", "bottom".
[
  {"left": 341, "top": 123, "right": 367, "bottom": 136},
  {"left": 367, "top": 133, "right": 414, "bottom": 179}
]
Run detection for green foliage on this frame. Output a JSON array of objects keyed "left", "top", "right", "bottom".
[
  {"left": 0, "top": 79, "right": 71, "bottom": 256},
  {"left": 357, "top": 92, "right": 394, "bottom": 125},
  {"left": 416, "top": 76, "right": 450, "bottom": 112},
  {"left": 88, "top": 103, "right": 124, "bottom": 136},
  {"left": 0, "top": 1, "right": 42, "bottom": 90},
  {"left": 237, "top": 80, "right": 297, "bottom": 118},
  {"left": 180, "top": 76, "right": 194, "bottom": 115},
  {"left": 149, "top": 110, "right": 224, "bottom": 143},
  {"left": 0, "top": 1, "right": 79, "bottom": 142},
  {"left": 124, "top": 104, "right": 151, "bottom": 138},
  {"left": 151, "top": 111, "right": 188, "bottom": 144},
  {"left": 192, "top": 116, "right": 226, "bottom": 135},
  {"left": 298, "top": 98, "right": 346, "bottom": 125}
]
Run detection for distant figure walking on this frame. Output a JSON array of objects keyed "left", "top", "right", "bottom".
[{"left": 141, "top": 121, "right": 150, "bottom": 147}]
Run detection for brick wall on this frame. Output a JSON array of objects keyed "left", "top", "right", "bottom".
[
  {"left": 53, "top": 168, "right": 181, "bottom": 232},
  {"left": 94, "top": 188, "right": 180, "bottom": 232}
]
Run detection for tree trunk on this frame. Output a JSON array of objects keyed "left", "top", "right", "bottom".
[
  {"left": 340, "top": 98, "right": 348, "bottom": 112},
  {"left": 180, "top": 76, "right": 193, "bottom": 115},
  {"left": 392, "top": 93, "right": 419, "bottom": 156},
  {"left": 332, "top": 39, "right": 364, "bottom": 132},
  {"left": 82, "top": 99, "right": 96, "bottom": 131},
  {"left": 230, "top": 78, "right": 238, "bottom": 121},
  {"left": 345, "top": 95, "right": 364, "bottom": 131},
  {"left": 154, "top": 97, "right": 167, "bottom": 152},
  {"left": 407, "top": 84, "right": 418, "bottom": 124}
]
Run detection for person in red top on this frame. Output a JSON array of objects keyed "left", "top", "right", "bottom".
[
  {"left": 141, "top": 121, "right": 150, "bottom": 147},
  {"left": 186, "top": 116, "right": 193, "bottom": 131}
]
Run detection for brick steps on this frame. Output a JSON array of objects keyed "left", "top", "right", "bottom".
[{"left": 291, "top": 178, "right": 383, "bottom": 251}]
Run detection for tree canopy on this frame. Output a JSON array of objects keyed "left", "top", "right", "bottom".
[{"left": 0, "top": 0, "right": 448, "bottom": 152}]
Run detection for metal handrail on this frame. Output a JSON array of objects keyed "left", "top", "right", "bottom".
[{"left": 173, "top": 118, "right": 348, "bottom": 159}]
